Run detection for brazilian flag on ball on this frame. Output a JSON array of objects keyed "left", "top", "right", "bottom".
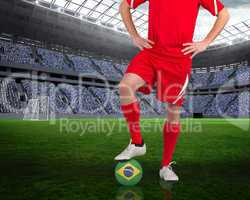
[{"left": 115, "top": 159, "right": 143, "bottom": 186}]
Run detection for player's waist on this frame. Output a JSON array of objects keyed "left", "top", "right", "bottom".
[{"left": 145, "top": 45, "right": 192, "bottom": 65}]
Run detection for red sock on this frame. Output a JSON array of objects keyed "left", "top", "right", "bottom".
[
  {"left": 162, "top": 122, "right": 181, "bottom": 167},
  {"left": 121, "top": 101, "right": 143, "bottom": 145}
]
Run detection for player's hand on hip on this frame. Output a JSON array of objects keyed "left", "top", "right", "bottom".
[
  {"left": 182, "top": 40, "right": 209, "bottom": 58},
  {"left": 132, "top": 35, "right": 155, "bottom": 50}
]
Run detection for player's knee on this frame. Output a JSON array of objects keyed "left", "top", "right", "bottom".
[
  {"left": 167, "top": 117, "right": 180, "bottom": 124},
  {"left": 118, "top": 82, "right": 136, "bottom": 96},
  {"left": 166, "top": 104, "right": 181, "bottom": 124}
]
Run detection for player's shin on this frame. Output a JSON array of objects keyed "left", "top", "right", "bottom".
[
  {"left": 162, "top": 121, "right": 181, "bottom": 167},
  {"left": 121, "top": 101, "right": 143, "bottom": 145}
]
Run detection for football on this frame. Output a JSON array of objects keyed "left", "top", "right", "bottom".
[{"left": 115, "top": 159, "right": 143, "bottom": 186}]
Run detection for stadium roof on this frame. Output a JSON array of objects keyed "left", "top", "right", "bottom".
[
  {"left": 28, "top": 0, "right": 148, "bottom": 36},
  {"left": 212, "top": 19, "right": 250, "bottom": 46},
  {"left": 25, "top": 0, "right": 250, "bottom": 47}
]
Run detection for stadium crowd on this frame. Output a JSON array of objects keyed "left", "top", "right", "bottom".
[{"left": 0, "top": 40, "right": 249, "bottom": 118}]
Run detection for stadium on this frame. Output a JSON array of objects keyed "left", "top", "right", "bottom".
[{"left": 0, "top": 0, "right": 249, "bottom": 199}]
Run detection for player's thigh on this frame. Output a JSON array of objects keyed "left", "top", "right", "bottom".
[
  {"left": 119, "top": 73, "right": 146, "bottom": 92},
  {"left": 156, "top": 61, "right": 191, "bottom": 106}
]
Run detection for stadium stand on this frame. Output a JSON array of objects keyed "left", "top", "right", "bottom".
[
  {"left": 0, "top": 39, "right": 249, "bottom": 118},
  {"left": 236, "top": 66, "right": 250, "bottom": 86},
  {"left": 204, "top": 93, "right": 237, "bottom": 117},
  {"left": 36, "top": 48, "right": 69, "bottom": 71},
  {"left": 0, "top": 78, "right": 22, "bottom": 113},
  {"left": 91, "top": 59, "right": 123, "bottom": 80},
  {"left": 1, "top": 77, "right": 249, "bottom": 118},
  {"left": 0, "top": 40, "right": 34, "bottom": 65},
  {"left": 68, "top": 55, "right": 97, "bottom": 74},
  {"left": 192, "top": 95, "right": 214, "bottom": 114},
  {"left": 208, "top": 69, "right": 235, "bottom": 87},
  {"left": 89, "top": 86, "right": 120, "bottom": 115},
  {"left": 190, "top": 72, "right": 210, "bottom": 89}
]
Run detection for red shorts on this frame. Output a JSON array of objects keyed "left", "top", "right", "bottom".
[{"left": 125, "top": 50, "right": 192, "bottom": 107}]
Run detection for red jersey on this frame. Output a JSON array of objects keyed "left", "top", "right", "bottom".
[{"left": 126, "top": 0, "right": 224, "bottom": 63}]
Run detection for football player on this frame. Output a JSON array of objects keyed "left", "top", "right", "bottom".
[{"left": 115, "top": 0, "right": 229, "bottom": 181}]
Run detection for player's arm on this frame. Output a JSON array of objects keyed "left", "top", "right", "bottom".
[
  {"left": 182, "top": 4, "right": 230, "bottom": 58},
  {"left": 202, "top": 8, "right": 230, "bottom": 46},
  {"left": 119, "top": 0, "right": 154, "bottom": 50}
]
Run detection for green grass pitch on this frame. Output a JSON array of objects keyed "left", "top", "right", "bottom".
[{"left": 0, "top": 118, "right": 250, "bottom": 200}]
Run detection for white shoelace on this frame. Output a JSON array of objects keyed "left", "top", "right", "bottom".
[{"left": 167, "top": 161, "right": 177, "bottom": 171}]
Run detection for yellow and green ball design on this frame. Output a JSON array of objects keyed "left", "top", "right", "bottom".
[
  {"left": 116, "top": 187, "right": 143, "bottom": 200},
  {"left": 115, "top": 159, "right": 143, "bottom": 186}
]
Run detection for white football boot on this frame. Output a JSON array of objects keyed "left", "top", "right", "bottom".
[
  {"left": 114, "top": 140, "right": 146, "bottom": 161},
  {"left": 159, "top": 162, "right": 179, "bottom": 181}
]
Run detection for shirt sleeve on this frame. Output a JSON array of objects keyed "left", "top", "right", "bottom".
[
  {"left": 199, "top": 0, "right": 225, "bottom": 16},
  {"left": 126, "top": 0, "right": 147, "bottom": 9}
]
